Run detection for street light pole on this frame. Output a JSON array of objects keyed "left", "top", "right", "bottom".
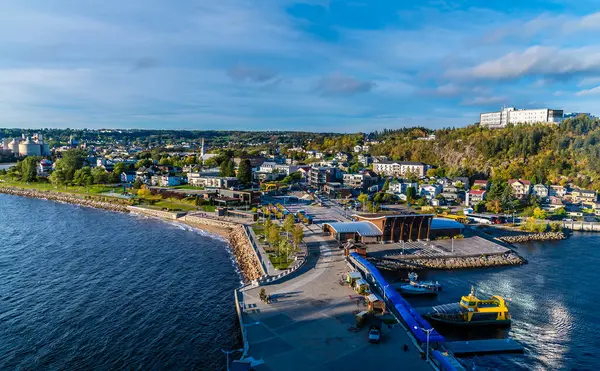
[
  {"left": 221, "top": 348, "right": 243, "bottom": 371},
  {"left": 414, "top": 326, "right": 433, "bottom": 363}
]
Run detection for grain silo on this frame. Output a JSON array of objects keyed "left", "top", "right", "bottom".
[{"left": 18, "top": 137, "right": 42, "bottom": 156}]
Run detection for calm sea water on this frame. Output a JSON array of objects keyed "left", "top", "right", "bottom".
[
  {"left": 397, "top": 234, "right": 600, "bottom": 371},
  {"left": 0, "top": 194, "right": 241, "bottom": 370}
]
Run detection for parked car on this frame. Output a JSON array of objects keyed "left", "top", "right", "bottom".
[{"left": 368, "top": 325, "right": 381, "bottom": 344}]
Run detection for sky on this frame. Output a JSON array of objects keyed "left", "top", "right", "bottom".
[{"left": 1, "top": 0, "right": 600, "bottom": 132}]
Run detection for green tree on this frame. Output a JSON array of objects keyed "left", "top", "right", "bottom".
[
  {"left": 73, "top": 166, "right": 93, "bottom": 186},
  {"left": 226, "top": 160, "right": 235, "bottom": 177},
  {"left": 474, "top": 201, "right": 485, "bottom": 213},
  {"left": 533, "top": 207, "right": 548, "bottom": 220},
  {"left": 138, "top": 185, "right": 152, "bottom": 198},
  {"left": 382, "top": 178, "right": 390, "bottom": 192},
  {"left": 237, "top": 158, "right": 252, "bottom": 184},
  {"left": 292, "top": 224, "right": 304, "bottom": 249},
  {"left": 554, "top": 207, "right": 567, "bottom": 218},
  {"left": 113, "top": 162, "right": 127, "bottom": 175},
  {"left": 136, "top": 159, "right": 153, "bottom": 169},
  {"left": 406, "top": 186, "right": 417, "bottom": 200},
  {"left": 283, "top": 214, "right": 295, "bottom": 237},
  {"left": 357, "top": 193, "right": 369, "bottom": 211},
  {"left": 132, "top": 177, "right": 144, "bottom": 189},
  {"left": 91, "top": 167, "right": 109, "bottom": 184},
  {"left": 55, "top": 149, "right": 86, "bottom": 182},
  {"left": 49, "top": 169, "right": 67, "bottom": 185},
  {"left": 21, "top": 156, "right": 40, "bottom": 182}
]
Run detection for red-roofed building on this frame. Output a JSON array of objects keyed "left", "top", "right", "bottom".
[
  {"left": 466, "top": 189, "right": 486, "bottom": 206},
  {"left": 508, "top": 179, "right": 532, "bottom": 198}
]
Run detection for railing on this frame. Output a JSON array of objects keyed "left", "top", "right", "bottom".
[{"left": 242, "top": 225, "right": 268, "bottom": 277}]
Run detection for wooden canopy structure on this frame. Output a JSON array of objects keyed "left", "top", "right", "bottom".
[{"left": 353, "top": 213, "right": 434, "bottom": 242}]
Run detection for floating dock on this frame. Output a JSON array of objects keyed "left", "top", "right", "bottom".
[{"left": 446, "top": 339, "right": 524, "bottom": 356}]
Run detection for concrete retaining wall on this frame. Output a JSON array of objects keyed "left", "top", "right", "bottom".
[{"left": 127, "top": 206, "right": 185, "bottom": 219}]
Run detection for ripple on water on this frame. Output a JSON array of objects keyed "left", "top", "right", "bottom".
[{"left": 0, "top": 194, "right": 240, "bottom": 370}]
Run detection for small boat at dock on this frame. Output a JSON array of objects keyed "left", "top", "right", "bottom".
[
  {"left": 423, "top": 286, "right": 511, "bottom": 327},
  {"left": 398, "top": 272, "right": 442, "bottom": 296}
]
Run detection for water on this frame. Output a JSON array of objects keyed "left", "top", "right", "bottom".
[
  {"left": 0, "top": 194, "right": 241, "bottom": 370},
  {"left": 0, "top": 163, "right": 16, "bottom": 170},
  {"left": 393, "top": 234, "right": 600, "bottom": 371}
]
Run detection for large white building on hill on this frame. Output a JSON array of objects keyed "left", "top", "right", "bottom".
[{"left": 480, "top": 107, "right": 564, "bottom": 128}]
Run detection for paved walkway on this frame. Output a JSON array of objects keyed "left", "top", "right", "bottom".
[{"left": 239, "top": 224, "right": 430, "bottom": 371}]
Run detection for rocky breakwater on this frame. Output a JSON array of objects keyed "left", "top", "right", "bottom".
[
  {"left": 228, "top": 225, "right": 264, "bottom": 282},
  {"left": 0, "top": 186, "right": 129, "bottom": 212},
  {"left": 371, "top": 251, "right": 525, "bottom": 271},
  {"left": 499, "top": 231, "right": 566, "bottom": 244},
  {"left": 182, "top": 215, "right": 265, "bottom": 282}
]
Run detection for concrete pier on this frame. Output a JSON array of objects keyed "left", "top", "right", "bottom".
[{"left": 446, "top": 339, "right": 524, "bottom": 356}]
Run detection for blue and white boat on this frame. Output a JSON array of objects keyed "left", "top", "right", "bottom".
[{"left": 399, "top": 273, "right": 442, "bottom": 296}]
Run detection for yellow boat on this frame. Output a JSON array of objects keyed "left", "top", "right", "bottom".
[{"left": 424, "top": 286, "right": 511, "bottom": 327}]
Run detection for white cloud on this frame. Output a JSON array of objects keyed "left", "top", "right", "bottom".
[
  {"left": 576, "top": 86, "right": 600, "bottom": 96},
  {"left": 447, "top": 46, "right": 600, "bottom": 81},
  {"left": 461, "top": 96, "right": 507, "bottom": 106}
]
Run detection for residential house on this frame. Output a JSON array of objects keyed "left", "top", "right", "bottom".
[
  {"left": 37, "top": 159, "right": 53, "bottom": 176},
  {"left": 121, "top": 171, "right": 137, "bottom": 183},
  {"left": 259, "top": 161, "right": 278, "bottom": 173},
  {"left": 343, "top": 173, "right": 377, "bottom": 190},
  {"left": 544, "top": 196, "right": 564, "bottom": 211},
  {"left": 152, "top": 174, "right": 183, "bottom": 187},
  {"left": 308, "top": 166, "right": 339, "bottom": 190},
  {"left": 440, "top": 184, "right": 464, "bottom": 203},
  {"left": 549, "top": 185, "right": 567, "bottom": 198},
  {"left": 372, "top": 156, "right": 388, "bottom": 163},
  {"left": 472, "top": 180, "right": 490, "bottom": 190},
  {"left": 532, "top": 184, "right": 549, "bottom": 198},
  {"left": 508, "top": 179, "right": 531, "bottom": 198},
  {"left": 136, "top": 166, "right": 156, "bottom": 184},
  {"left": 419, "top": 183, "right": 442, "bottom": 199},
  {"left": 451, "top": 177, "right": 470, "bottom": 189},
  {"left": 187, "top": 173, "right": 239, "bottom": 188},
  {"left": 323, "top": 182, "right": 352, "bottom": 198},
  {"left": 372, "top": 161, "right": 429, "bottom": 177},
  {"left": 357, "top": 154, "right": 372, "bottom": 167},
  {"left": 571, "top": 188, "right": 597, "bottom": 204},
  {"left": 466, "top": 189, "right": 486, "bottom": 206},
  {"left": 388, "top": 180, "right": 418, "bottom": 195},
  {"left": 335, "top": 152, "right": 350, "bottom": 162}
]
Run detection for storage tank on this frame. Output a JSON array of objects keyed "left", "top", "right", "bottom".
[
  {"left": 41, "top": 143, "right": 50, "bottom": 156},
  {"left": 8, "top": 138, "right": 20, "bottom": 154},
  {"left": 18, "top": 137, "right": 41, "bottom": 156}
]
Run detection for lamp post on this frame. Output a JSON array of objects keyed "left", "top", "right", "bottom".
[
  {"left": 241, "top": 321, "right": 260, "bottom": 358},
  {"left": 221, "top": 348, "right": 243, "bottom": 371},
  {"left": 414, "top": 326, "right": 433, "bottom": 363}
]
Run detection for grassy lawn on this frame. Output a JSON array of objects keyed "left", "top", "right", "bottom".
[
  {"left": 147, "top": 200, "right": 199, "bottom": 212},
  {"left": 171, "top": 185, "right": 205, "bottom": 190},
  {"left": 201, "top": 205, "right": 216, "bottom": 212},
  {"left": 0, "top": 178, "right": 123, "bottom": 198},
  {"left": 268, "top": 253, "right": 293, "bottom": 270}
]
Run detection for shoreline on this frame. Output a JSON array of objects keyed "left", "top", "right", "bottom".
[
  {"left": 1, "top": 186, "right": 264, "bottom": 283},
  {"left": 370, "top": 250, "right": 525, "bottom": 271}
]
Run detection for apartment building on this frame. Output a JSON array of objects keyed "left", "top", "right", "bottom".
[
  {"left": 372, "top": 161, "right": 428, "bottom": 177},
  {"left": 480, "top": 107, "right": 563, "bottom": 128}
]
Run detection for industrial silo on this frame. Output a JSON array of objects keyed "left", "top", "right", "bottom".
[
  {"left": 19, "top": 137, "right": 41, "bottom": 156},
  {"left": 8, "top": 138, "right": 20, "bottom": 154}
]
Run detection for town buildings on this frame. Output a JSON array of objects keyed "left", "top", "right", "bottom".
[
  {"left": 480, "top": 107, "right": 564, "bottom": 128},
  {"left": 508, "top": 179, "right": 531, "bottom": 198},
  {"left": 466, "top": 189, "right": 486, "bottom": 206},
  {"left": 342, "top": 173, "right": 377, "bottom": 191},
  {"left": 308, "top": 166, "right": 340, "bottom": 190},
  {"left": 372, "top": 161, "right": 428, "bottom": 177}
]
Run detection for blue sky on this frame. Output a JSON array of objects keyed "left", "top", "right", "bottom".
[{"left": 1, "top": 0, "right": 600, "bottom": 132}]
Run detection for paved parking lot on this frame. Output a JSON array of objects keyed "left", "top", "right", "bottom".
[{"left": 239, "top": 225, "right": 430, "bottom": 371}]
